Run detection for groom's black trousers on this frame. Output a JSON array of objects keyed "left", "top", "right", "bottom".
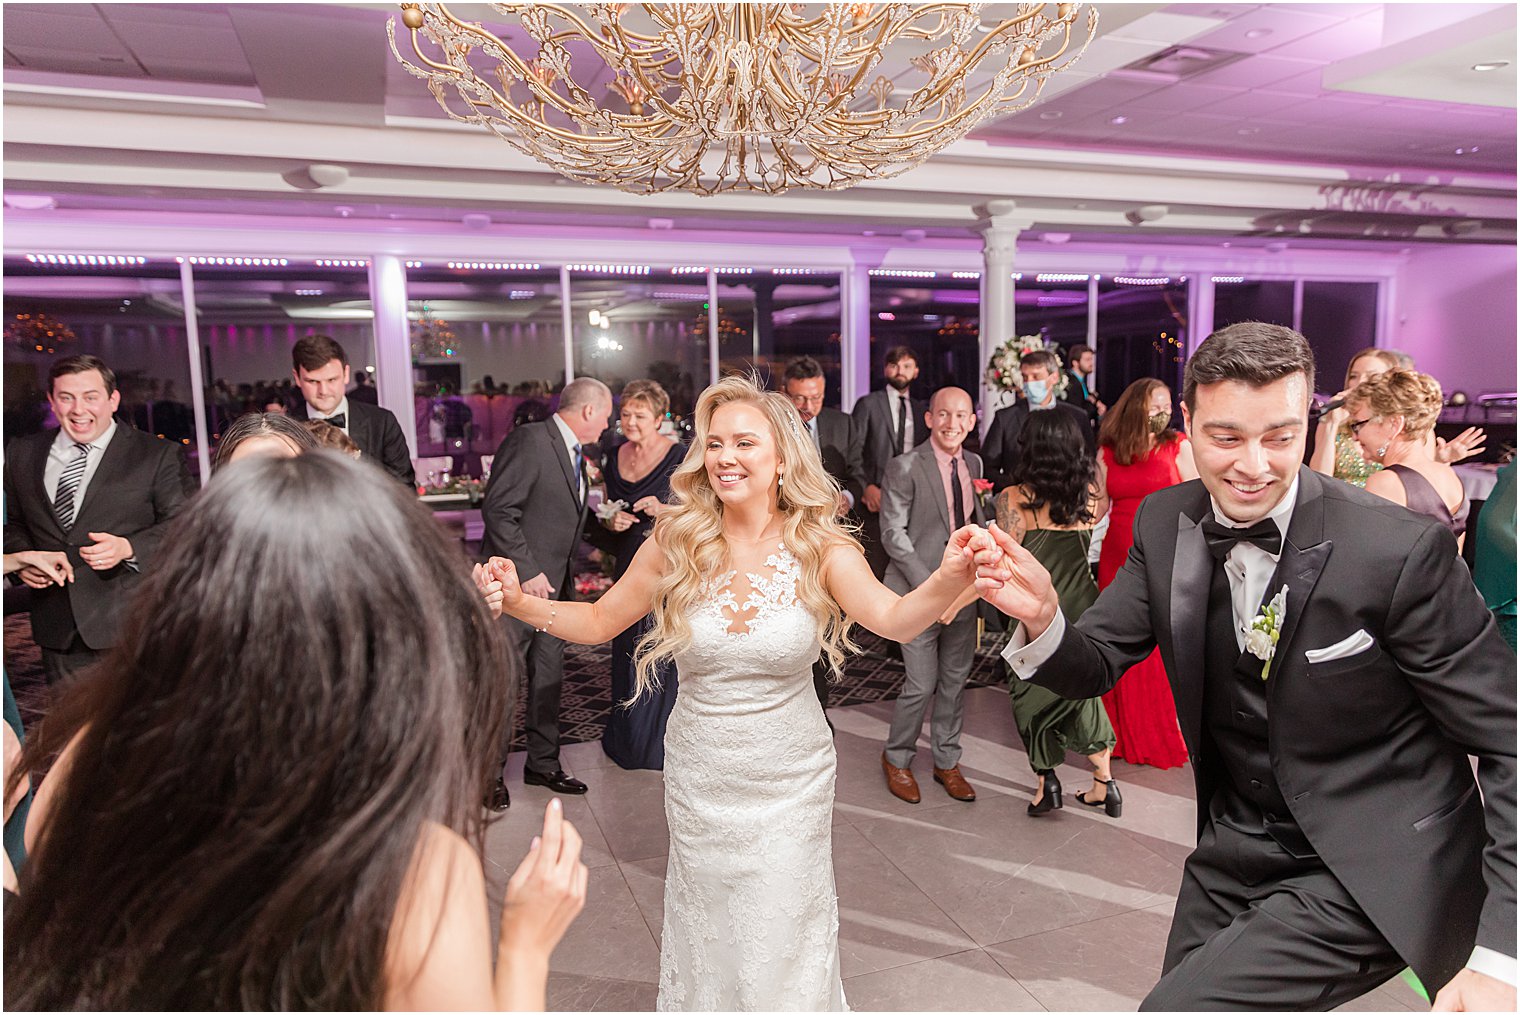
[{"left": 1141, "top": 820, "right": 1405, "bottom": 1011}]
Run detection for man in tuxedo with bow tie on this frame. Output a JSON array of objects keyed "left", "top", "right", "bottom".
[
  {"left": 4, "top": 355, "right": 195, "bottom": 682},
  {"left": 480, "top": 376, "right": 613, "bottom": 809},
  {"left": 291, "top": 335, "right": 414, "bottom": 485},
  {"left": 982, "top": 323, "right": 1514, "bottom": 1010}
]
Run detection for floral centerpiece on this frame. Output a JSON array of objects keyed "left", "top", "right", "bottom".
[
  {"left": 985, "top": 334, "right": 1070, "bottom": 399},
  {"left": 417, "top": 475, "right": 485, "bottom": 501}
]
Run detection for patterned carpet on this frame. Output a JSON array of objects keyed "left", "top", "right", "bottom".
[{"left": 5, "top": 614, "right": 1016, "bottom": 750}]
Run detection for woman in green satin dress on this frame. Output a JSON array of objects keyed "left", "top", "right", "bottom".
[{"left": 995, "top": 409, "right": 1120, "bottom": 818}]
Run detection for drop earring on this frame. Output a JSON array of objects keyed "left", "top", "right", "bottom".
[{"left": 1376, "top": 443, "right": 1388, "bottom": 459}]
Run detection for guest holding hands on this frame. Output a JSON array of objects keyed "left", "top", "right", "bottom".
[
  {"left": 1094, "top": 378, "right": 1196, "bottom": 769},
  {"left": 994, "top": 411, "right": 1118, "bottom": 818},
  {"left": 5, "top": 453, "right": 587, "bottom": 1010},
  {"left": 597, "top": 379, "right": 685, "bottom": 770}
]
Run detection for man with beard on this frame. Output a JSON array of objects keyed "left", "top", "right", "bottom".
[{"left": 851, "top": 345, "right": 928, "bottom": 579}]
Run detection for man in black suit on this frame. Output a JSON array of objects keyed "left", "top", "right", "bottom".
[
  {"left": 481, "top": 376, "right": 614, "bottom": 810},
  {"left": 291, "top": 335, "right": 415, "bottom": 485},
  {"left": 1061, "top": 342, "right": 1103, "bottom": 427},
  {"left": 981, "top": 347, "right": 1095, "bottom": 492},
  {"left": 851, "top": 345, "right": 929, "bottom": 580},
  {"left": 3, "top": 355, "right": 196, "bottom": 682},
  {"left": 782, "top": 355, "right": 867, "bottom": 721},
  {"left": 981, "top": 323, "right": 1515, "bottom": 1010}
]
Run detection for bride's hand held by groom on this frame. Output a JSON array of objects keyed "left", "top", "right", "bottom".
[
  {"left": 938, "top": 523, "right": 1000, "bottom": 584},
  {"left": 974, "top": 522, "right": 1060, "bottom": 639}
]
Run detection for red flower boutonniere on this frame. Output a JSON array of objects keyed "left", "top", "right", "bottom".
[{"left": 972, "top": 477, "right": 994, "bottom": 508}]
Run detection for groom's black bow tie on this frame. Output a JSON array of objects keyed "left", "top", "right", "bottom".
[
  {"left": 318, "top": 413, "right": 346, "bottom": 429},
  {"left": 1201, "top": 517, "right": 1282, "bottom": 560}
]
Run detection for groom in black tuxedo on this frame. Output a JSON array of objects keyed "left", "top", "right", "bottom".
[{"left": 982, "top": 323, "right": 1514, "bottom": 1010}]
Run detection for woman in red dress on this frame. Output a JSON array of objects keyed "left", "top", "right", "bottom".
[{"left": 1096, "top": 378, "right": 1198, "bottom": 768}]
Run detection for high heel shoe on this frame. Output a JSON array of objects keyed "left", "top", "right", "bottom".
[
  {"left": 1076, "top": 778, "right": 1123, "bottom": 819},
  {"left": 1027, "top": 769, "right": 1063, "bottom": 816}
]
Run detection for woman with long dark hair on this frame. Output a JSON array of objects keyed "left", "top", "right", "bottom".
[
  {"left": 996, "top": 410, "right": 1120, "bottom": 817},
  {"left": 1094, "top": 378, "right": 1197, "bottom": 769},
  {"left": 6, "top": 453, "right": 586, "bottom": 1010}
]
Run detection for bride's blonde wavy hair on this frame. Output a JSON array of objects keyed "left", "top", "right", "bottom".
[{"left": 633, "top": 375, "right": 861, "bottom": 699}]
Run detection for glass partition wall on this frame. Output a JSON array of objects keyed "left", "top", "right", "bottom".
[{"left": 2, "top": 253, "right": 1390, "bottom": 477}]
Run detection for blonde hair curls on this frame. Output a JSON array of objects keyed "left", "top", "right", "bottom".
[
  {"left": 633, "top": 375, "right": 860, "bottom": 699},
  {"left": 1349, "top": 368, "right": 1443, "bottom": 440}
]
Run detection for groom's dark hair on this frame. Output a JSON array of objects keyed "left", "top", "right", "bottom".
[{"left": 1183, "top": 322, "right": 1315, "bottom": 413}]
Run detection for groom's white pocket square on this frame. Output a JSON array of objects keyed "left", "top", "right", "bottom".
[{"left": 1304, "top": 629, "right": 1376, "bottom": 664}]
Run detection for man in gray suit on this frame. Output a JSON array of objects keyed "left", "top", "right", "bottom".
[
  {"left": 480, "top": 376, "right": 613, "bottom": 809},
  {"left": 879, "top": 386, "right": 987, "bottom": 805},
  {"left": 851, "top": 345, "right": 929, "bottom": 579}
]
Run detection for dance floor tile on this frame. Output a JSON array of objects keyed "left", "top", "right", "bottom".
[
  {"left": 853, "top": 794, "right": 1182, "bottom": 946},
  {"left": 483, "top": 783, "right": 617, "bottom": 877},
  {"left": 833, "top": 823, "right": 979, "bottom": 978},
  {"left": 542, "top": 867, "right": 661, "bottom": 983},
  {"left": 986, "top": 902, "right": 1176, "bottom": 1010},
  {"left": 578, "top": 764, "right": 670, "bottom": 862},
  {"left": 841, "top": 948, "right": 1044, "bottom": 1012},
  {"left": 618, "top": 854, "right": 669, "bottom": 943},
  {"left": 546, "top": 972, "right": 660, "bottom": 1012}
]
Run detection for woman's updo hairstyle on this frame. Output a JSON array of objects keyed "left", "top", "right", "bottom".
[{"left": 1351, "top": 368, "right": 1443, "bottom": 439}]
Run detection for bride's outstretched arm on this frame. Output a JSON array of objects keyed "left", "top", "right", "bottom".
[
  {"left": 823, "top": 525, "right": 997, "bottom": 643},
  {"left": 476, "top": 535, "right": 665, "bottom": 646}
]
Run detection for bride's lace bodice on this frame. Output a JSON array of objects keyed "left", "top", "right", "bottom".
[{"left": 675, "top": 545, "right": 820, "bottom": 700}]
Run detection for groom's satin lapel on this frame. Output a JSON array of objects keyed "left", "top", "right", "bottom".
[
  {"left": 1170, "top": 509, "right": 1211, "bottom": 745},
  {"left": 1266, "top": 471, "right": 1331, "bottom": 689}
]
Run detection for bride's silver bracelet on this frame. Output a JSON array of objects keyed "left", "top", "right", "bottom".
[{"left": 537, "top": 605, "right": 557, "bottom": 634}]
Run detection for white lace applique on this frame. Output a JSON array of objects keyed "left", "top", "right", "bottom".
[{"left": 658, "top": 543, "right": 848, "bottom": 1012}]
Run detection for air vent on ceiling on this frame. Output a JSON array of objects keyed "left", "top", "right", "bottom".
[{"left": 1111, "top": 46, "right": 1247, "bottom": 84}]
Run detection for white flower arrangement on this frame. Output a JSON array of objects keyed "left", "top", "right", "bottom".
[
  {"left": 984, "top": 334, "right": 1070, "bottom": 398},
  {"left": 594, "top": 498, "right": 628, "bottom": 523},
  {"left": 1246, "top": 585, "right": 1289, "bottom": 680}
]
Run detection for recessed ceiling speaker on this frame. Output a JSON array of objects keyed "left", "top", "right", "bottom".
[
  {"left": 1125, "top": 205, "right": 1168, "bottom": 225},
  {"left": 282, "top": 163, "right": 350, "bottom": 190}
]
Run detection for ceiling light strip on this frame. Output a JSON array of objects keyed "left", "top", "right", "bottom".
[{"left": 25, "top": 253, "right": 148, "bottom": 266}]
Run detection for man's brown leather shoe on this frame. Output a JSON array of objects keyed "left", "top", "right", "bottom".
[
  {"left": 933, "top": 765, "right": 976, "bottom": 802},
  {"left": 881, "top": 753, "right": 920, "bottom": 804}
]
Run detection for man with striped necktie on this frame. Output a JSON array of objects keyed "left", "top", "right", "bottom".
[{"left": 3, "top": 355, "right": 195, "bottom": 682}]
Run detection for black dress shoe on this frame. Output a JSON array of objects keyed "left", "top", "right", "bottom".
[
  {"left": 487, "top": 777, "right": 511, "bottom": 811},
  {"left": 523, "top": 769, "right": 588, "bottom": 794}
]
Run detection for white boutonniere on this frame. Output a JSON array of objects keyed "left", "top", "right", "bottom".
[
  {"left": 1245, "top": 585, "right": 1288, "bottom": 680},
  {"left": 594, "top": 498, "right": 627, "bottom": 523}
]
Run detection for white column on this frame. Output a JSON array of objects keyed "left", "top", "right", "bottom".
[
  {"left": 368, "top": 254, "right": 417, "bottom": 458},
  {"left": 977, "top": 200, "right": 1033, "bottom": 425},
  {"left": 560, "top": 265, "right": 575, "bottom": 382},
  {"left": 1087, "top": 274, "right": 1099, "bottom": 349},
  {"left": 1190, "top": 274, "right": 1216, "bottom": 355},
  {"left": 707, "top": 270, "right": 720, "bottom": 387},
  {"left": 840, "top": 256, "right": 875, "bottom": 410},
  {"left": 178, "top": 260, "right": 211, "bottom": 487}
]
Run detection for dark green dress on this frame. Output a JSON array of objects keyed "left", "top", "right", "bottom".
[{"left": 1009, "top": 528, "right": 1116, "bottom": 771}]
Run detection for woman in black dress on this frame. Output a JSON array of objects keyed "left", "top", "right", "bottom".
[{"left": 598, "top": 379, "right": 685, "bottom": 769}]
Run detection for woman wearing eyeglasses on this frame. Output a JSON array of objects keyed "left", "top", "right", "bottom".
[{"left": 1345, "top": 369, "right": 1470, "bottom": 550}]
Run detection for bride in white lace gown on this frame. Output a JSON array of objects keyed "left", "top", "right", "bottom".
[{"left": 483, "top": 376, "right": 993, "bottom": 1012}]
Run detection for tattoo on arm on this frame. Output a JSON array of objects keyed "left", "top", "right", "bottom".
[{"left": 993, "top": 490, "right": 1027, "bottom": 543}]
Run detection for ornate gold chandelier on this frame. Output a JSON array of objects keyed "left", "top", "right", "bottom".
[{"left": 390, "top": 3, "right": 1096, "bottom": 196}]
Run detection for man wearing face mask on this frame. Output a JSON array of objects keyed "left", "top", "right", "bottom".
[{"left": 982, "top": 349, "right": 1096, "bottom": 493}]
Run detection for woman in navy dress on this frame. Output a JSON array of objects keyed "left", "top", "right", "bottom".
[{"left": 598, "top": 379, "right": 685, "bottom": 769}]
